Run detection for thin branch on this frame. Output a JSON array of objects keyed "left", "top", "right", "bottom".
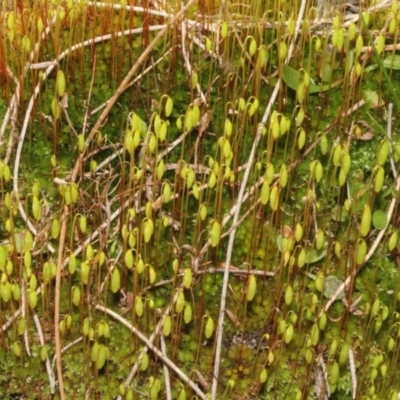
[
  {"left": 32, "top": 312, "right": 56, "bottom": 394},
  {"left": 95, "top": 304, "right": 207, "bottom": 400},
  {"left": 160, "top": 333, "right": 172, "bottom": 400}
]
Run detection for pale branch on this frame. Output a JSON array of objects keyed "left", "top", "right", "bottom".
[{"left": 210, "top": 0, "right": 308, "bottom": 395}]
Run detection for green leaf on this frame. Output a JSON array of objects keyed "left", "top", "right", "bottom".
[
  {"left": 372, "top": 210, "right": 388, "bottom": 230},
  {"left": 382, "top": 54, "right": 400, "bottom": 70},
  {"left": 323, "top": 276, "right": 345, "bottom": 300},
  {"left": 305, "top": 244, "right": 327, "bottom": 264},
  {"left": 282, "top": 65, "right": 342, "bottom": 94}
]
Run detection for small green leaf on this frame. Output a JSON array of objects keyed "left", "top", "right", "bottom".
[
  {"left": 282, "top": 65, "right": 342, "bottom": 94},
  {"left": 382, "top": 54, "right": 400, "bottom": 70},
  {"left": 372, "top": 210, "right": 388, "bottom": 230}
]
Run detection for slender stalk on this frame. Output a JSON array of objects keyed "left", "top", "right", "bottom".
[{"left": 210, "top": 0, "right": 308, "bottom": 396}]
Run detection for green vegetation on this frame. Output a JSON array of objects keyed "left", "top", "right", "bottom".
[{"left": 1, "top": 0, "right": 400, "bottom": 399}]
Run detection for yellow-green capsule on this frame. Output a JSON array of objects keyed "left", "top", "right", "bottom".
[
  {"left": 162, "top": 182, "right": 172, "bottom": 203},
  {"left": 285, "top": 285, "right": 293, "bottom": 305},
  {"left": 339, "top": 342, "right": 349, "bottom": 364},
  {"left": 220, "top": 21, "right": 228, "bottom": 39},
  {"left": 334, "top": 241, "right": 341, "bottom": 257},
  {"left": 175, "top": 290, "right": 185, "bottom": 313},
  {"left": 17, "top": 318, "right": 26, "bottom": 335},
  {"left": 341, "top": 152, "right": 351, "bottom": 175},
  {"left": 355, "top": 238, "right": 367, "bottom": 265},
  {"left": 125, "top": 249, "right": 134, "bottom": 269},
  {"left": 278, "top": 319, "right": 286, "bottom": 335},
  {"left": 389, "top": 16, "right": 397, "bottom": 34},
  {"left": 248, "top": 36, "right": 257, "bottom": 56},
  {"left": 338, "top": 168, "right": 347, "bottom": 187},
  {"left": 260, "top": 181, "right": 270, "bottom": 205},
  {"left": 80, "top": 260, "right": 91, "bottom": 285},
  {"left": 184, "top": 303, "right": 193, "bottom": 324},
  {"left": 296, "top": 82, "right": 306, "bottom": 105},
  {"left": 332, "top": 144, "right": 342, "bottom": 167},
  {"left": 373, "top": 166, "right": 385, "bottom": 193},
  {"left": 135, "top": 296, "right": 144, "bottom": 317},
  {"left": 348, "top": 21, "right": 356, "bottom": 41},
  {"left": 376, "top": 33, "right": 385, "bottom": 55},
  {"left": 246, "top": 275, "right": 257, "bottom": 302},
  {"left": 320, "top": 134, "right": 328, "bottom": 155},
  {"left": 51, "top": 218, "right": 60, "bottom": 239},
  {"left": 208, "top": 171, "right": 217, "bottom": 188},
  {"left": 377, "top": 139, "right": 390, "bottom": 166},
  {"left": 360, "top": 204, "right": 372, "bottom": 237},
  {"left": 164, "top": 95, "right": 173, "bottom": 117},
  {"left": 205, "top": 316, "right": 215, "bottom": 339},
  {"left": 77, "top": 134, "right": 85, "bottom": 153},
  {"left": 315, "top": 36, "right": 322, "bottom": 52},
  {"left": 85, "top": 244, "right": 93, "bottom": 260},
  {"left": 278, "top": 41, "right": 287, "bottom": 60},
  {"left": 79, "top": 215, "right": 87, "bottom": 234},
  {"left": 40, "top": 345, "right": 48, "bottom": 362},
  {"left": 294, "top": 223, "right": 303, "bottom": 242},
  {"left": 140, "top": 352, "right": 149, "bottom": 371},
  {"left": 305, "top": 348, "right": 314, "bottom": 364},
  {"left": 388, "top": 230, "right": 398, "bottom": 251},
  {"left": 29, "top": 273, "right": 37, "bottom": 290},
  {"left": 315, "top": 229, "right": 325, "bottom": 250},
  {"left": 280, "top": 115, "right": 289, "bottom": 136},
  {"left": 136, "top": 256, "right": 145, "bottom": 274},
  {"left": 298, "top": 128, "right": 306, "bottom": 149},
  {"left": 12, "top": 283, "right": 21, "bottom": 301},
  {"left": 199, "top": 204, "right": 207, "bottom": 221},
  {"left": 12, "top": 341, "right": 22, "bottom": 357},
  {"left": 148, "top": 134, "right": 157, "bottom": 153},
  {"left": 183, "top": 268, "right": 192, "bottom": 289},
  {"left": 5, "top": 259, "right": 12, "bottom": 276},
  {"left": 82, "top": 318, "right": 90, "bottom": 336},
  {"left": 24, "top": 250, "right": 32, "bottom": 269},
  {"left": 318, "top": 312, "right": 327, "bottom": 330},
  {"left": 315, "top": 161, "right": 323, "bottom": 182},
  {"left": 265, "top": 163, "right": 275, "bottom": 184},
  {"left": 329, "top": 338, "right": 338, "bottom": 357},
  {"left": 163, "top": 316, "right": 172, "bottom": 336},
  {"left": 371, "top": 296, "right": 380, "bottom": 317},
  {"left": 56, "top": 70, "right": 66, "bottom": 97},
  {"left": 297, "top": 247, "right": 306, "bottom": 268},
  {"left": 356, "top": 34, "right": 363, "bottom": 56},
  {"left": 257, "top": 45, "right": 268, "bottom": 69},
  {"left": 295, "top": 106, "right": 305, "bottom": 127},
  {"left": 143, "top": 218, "right": 154, "bottom": 243},
  {"left": 148, "top": 265, "right": 156, "bottom": 284},
  {"left": 209, "top": 220, "right": 221, "bottom": 247},
  {"left": 329, "top": 361, "right": 340, "bottom": 385},
  {"left": 28, "top": 289, "right": 38, "bottom": 309},
  {"left": 270, "top": 186, "right": 279, "bottom": 212},
  {"left": 91, "top": 341, "right": 99, "bottom": 362},
  {"left": 32, "top": 195, "right": 41, "bottom": 221},
  {"left": 315, "top": 272, "right": 325, "bottom": 293},
  {"left": 224, "top": 118, "right": 233, "bottom": 137},
  {"left": 68, "top": 253, "right": 76, "bottom": 275},
  {"left": 311, "top": 323, "right": 320, "bottom": 346},
  {"left": 72, "top": 286, "right": 81, "bottom": 306},
  {"left": 388, "top": 337, "right": 395, "bottom": 352},
  {"left": 284, "top": 323, "right": 294, "bottom": 344},
  {"left": 259, "top": 368, "right": 268, "bottom": 383},
  {"left": 279, "top": 164, "right": 288, "bottom": 188},
  {"left": 248, "top": 97, "right": 259, "bottom": 117}
]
